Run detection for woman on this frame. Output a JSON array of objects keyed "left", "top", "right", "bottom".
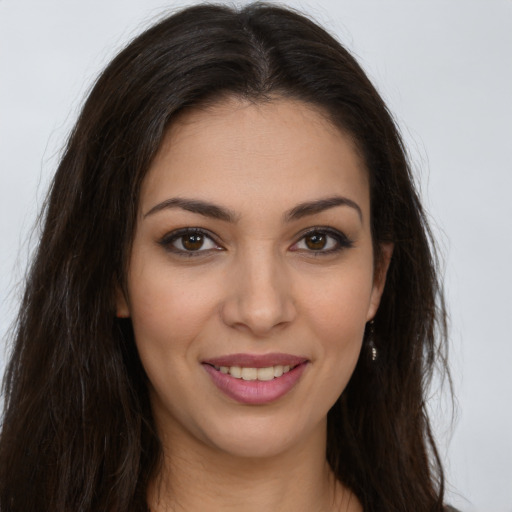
[{"left": 0, "top": 3, "right": 452, "bottom": 511}]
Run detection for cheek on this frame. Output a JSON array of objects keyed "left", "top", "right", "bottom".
[
  {"left": 127, "top": 261, "right": 221, "bottom": 361},
  {"left": 303, "top": 262, "right": 373, "bottom": 327},
  {"left": 312, "top": 284, "right": 369, "bottom": 403},
  {"left": 297, "top": 261, "right": 373, "bottom": 369}
]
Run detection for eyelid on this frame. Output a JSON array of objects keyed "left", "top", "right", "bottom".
[
  {"left": 157, "top": 225, "right": 353, "bottom": 257},
  {"left": 290, "top": 226, "right": 354, "bottom": 254},
  {"left": 158, "top": 227, "right": 223, "bottom": 255}
]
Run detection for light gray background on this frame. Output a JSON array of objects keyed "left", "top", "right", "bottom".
[{"left": 1, "top": 1, "right": 511, "bottom": 510}]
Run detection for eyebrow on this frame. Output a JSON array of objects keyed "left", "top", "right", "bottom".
[
  {"left": 144, "top": 195, "right": 362, "bottom": 223},
  {"left": 284, "top": 196, "right": 363, "bottom": 222},
  {"left": 144, "top": 197, "right": 238, "bottom": 222}
]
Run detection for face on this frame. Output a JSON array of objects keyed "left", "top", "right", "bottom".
[{"left": 117, "top": 98, "right": 391, "bottom": 459}]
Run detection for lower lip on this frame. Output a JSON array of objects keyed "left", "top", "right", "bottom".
[{"left": 202, "top": 363, "right": 308, "bottom": 405}]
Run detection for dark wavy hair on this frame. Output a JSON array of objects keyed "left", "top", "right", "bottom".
[{"left": 0, "top": 3, "right": 449, "bottom": 511}]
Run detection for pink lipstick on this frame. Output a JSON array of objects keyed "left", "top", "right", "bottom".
[{"left": 202, "top": 353, "right": 309, "bottom": 405}]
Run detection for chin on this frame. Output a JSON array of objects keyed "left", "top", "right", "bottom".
[{"left": 197, "top": 411, "right": 326, "bottom": 460}]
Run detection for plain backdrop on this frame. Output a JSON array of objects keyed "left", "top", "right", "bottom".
[{"left": 1, "top": 1, "right": 511, "bottom": 510}]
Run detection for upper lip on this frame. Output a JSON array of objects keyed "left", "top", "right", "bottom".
[{"left": 202, "top": 353, "right": 308, "bottom": 368}]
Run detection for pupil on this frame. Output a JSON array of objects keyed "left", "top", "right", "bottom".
[
  {"left": 306, "top": 233, "right": 326, "bottom": 250},
  {"left": 183, "top": 234, "right": 204, "bottom": 250}
]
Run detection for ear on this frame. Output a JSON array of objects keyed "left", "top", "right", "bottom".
[
  {"left": 366, "top": 242, "right": 394, "bottom": 321},
  {"left": 115, "top": 285, "right": 131, "bottom": 318}
]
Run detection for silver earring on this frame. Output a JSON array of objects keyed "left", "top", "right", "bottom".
[
  {"left": 367, "top": 320, "right": 377, "bottom": 361},
  {"left": 370, "top": 343, "right": 377, "bottom": 362}
]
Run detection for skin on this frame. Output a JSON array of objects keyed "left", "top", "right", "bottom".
[{"left": 117, "top": 98, "right": 392, "bottom": 511}]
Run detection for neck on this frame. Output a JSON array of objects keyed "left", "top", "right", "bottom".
[{"left": 148, "top": 420, "right": 360, "bottom": 512}]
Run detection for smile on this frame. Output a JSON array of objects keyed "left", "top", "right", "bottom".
[{"left": 202, "top": 354, "right": 309, "bottom": 405}]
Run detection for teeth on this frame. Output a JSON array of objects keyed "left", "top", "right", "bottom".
[
  {"left": 230, "top": 366, "right": 242, "bottom": 378},
  {"left": 257, "top": 367, "right": 275, "bottom": 381},
  {"left": 214, "top": 364, "right": 296, "bottom": 380},
  {"left": 241, "top": 367, "right": 257, "bottom": 380}
]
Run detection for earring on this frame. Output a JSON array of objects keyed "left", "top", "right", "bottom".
[{"left": 367, "top": 320, "right": 377, "bottom": 362}]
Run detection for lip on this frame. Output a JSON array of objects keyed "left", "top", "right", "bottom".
[
  {"left": 202, "top": 353, "right": 308, "bottom": 368},
  {"left": 202, "top": 353, "right": 309, "bottom": 405}
]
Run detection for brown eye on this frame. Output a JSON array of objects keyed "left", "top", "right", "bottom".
[
  {"left": 159, "top": 229, "right": 221, "bottom": 255},
  {"left": 304, "top": 233, "right": 327, "bottom": 250},
  {"left": 182, "top": 233, "right": 204, "bottom": 251},
  {"left": 290, "top": 228, "right": 353, "bottom": 255}
]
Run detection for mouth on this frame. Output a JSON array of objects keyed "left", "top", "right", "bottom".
[
  {"left": 206, "top": 363, "right": 299, "bottom": 381},
  {"left": 201, "top": 353, "right": 309, "bottom": 405}
]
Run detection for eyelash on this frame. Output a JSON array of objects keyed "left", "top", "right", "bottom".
[
  {"left": 157, "top": 226, "right": 354, "bottom": 257},
  {"left": 291, "top": 227, "right": 354, "bottom": 255},
  {"left": 158, "top": 228, "right": 222, "bottom": 257}
]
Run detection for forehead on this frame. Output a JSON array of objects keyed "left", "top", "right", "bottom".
[{"left": 140, "top": 98, "right": 370, "bottom": 219}]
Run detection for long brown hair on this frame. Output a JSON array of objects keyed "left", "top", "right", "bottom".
[{"left": 0, "top": 3, "right": 449, "bottom": 511}]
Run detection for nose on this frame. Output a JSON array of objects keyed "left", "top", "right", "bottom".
[{"left": 220, "top": 247, "right": 297, "bottom": 337}]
